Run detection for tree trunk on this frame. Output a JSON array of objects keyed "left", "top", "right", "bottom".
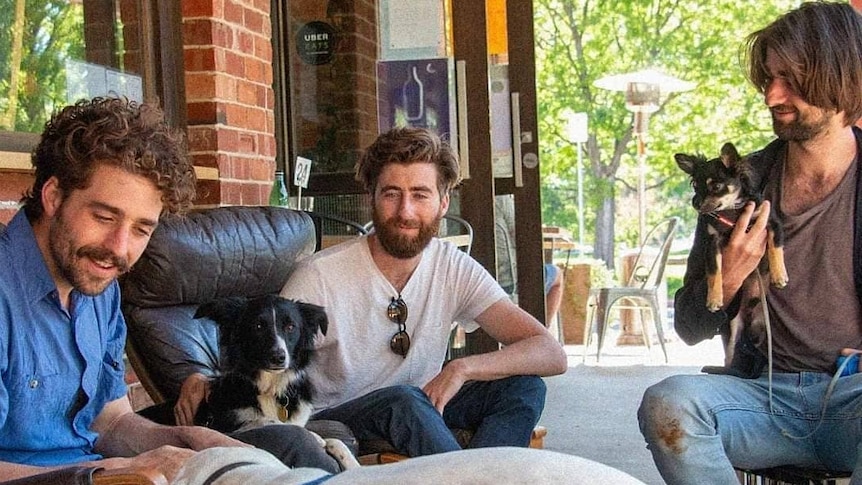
[
  {"left": 594, "top": 195, "right": 616, "bottom": 269},
  {"left": 1, "top": 0, "right": 26, "bottom": 130}
]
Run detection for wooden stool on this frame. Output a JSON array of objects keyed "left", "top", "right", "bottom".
[{"left": 359, "top": 426, "right": 549, "bottom": 466}]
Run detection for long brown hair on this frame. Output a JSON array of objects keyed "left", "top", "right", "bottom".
[{"left": 745, "top": 1, "right": 862, "bottom": 126}]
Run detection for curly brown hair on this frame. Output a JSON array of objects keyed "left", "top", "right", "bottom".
[
  {"left": 745, "top": 1, "right": 862, "bottom": 126},
  {"left": 22, "top": 97, "right": 196, "bottom": 220},
  {"left": 355, "top": 127, "right": 461, "bottom": 198}
]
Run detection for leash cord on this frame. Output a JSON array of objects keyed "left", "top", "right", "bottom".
[
  {"left": 757, "top": 267, "right": 775, "bottom": 415},
  {"left": 757, "top": 267, "right": 859, "bottom": 440},
  {"left": 780, "top": 356, "right": 853, "bottom": 440}
]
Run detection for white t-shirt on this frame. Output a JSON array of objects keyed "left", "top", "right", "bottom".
[{"left": 280, "top": 236, "right": 507, "bottom": 410}]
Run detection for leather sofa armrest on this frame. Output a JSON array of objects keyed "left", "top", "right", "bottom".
[
  {"left": 93, "top": 467, "right": 167, "bottom": 485},
  {"left": 0, "top": 467, "right": 99, "bottom": 485},
  {"left": 0, "top": 466, "right": 167, "bottom": 485}
]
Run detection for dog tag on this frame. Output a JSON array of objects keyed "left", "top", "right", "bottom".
[{"left": 278, "top": 406, "right": 288, "bottom": 422}]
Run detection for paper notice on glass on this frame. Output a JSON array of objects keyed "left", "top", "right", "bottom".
[{"left": 387, "top": 0, "right": 443, "bottom": 51}]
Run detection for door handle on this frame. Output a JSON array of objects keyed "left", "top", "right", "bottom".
[
  {"left": 456, "top": 60, "right": 470, "bottom": 179},
  {"left": 511, "top": 92, "right": 523, "bottom": 187}
]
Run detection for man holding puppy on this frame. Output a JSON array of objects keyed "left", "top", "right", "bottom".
[
  {"left": 638, "top": 2, "right": 862, "bottom": 482},
  {"left": 279, "top": 127, "right": 567, "bottom": 457}
]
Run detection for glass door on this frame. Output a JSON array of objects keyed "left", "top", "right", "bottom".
[
  {"left": 451, "top": 0, "right": 546, "bottom": 327},
  {"left": 273, "top": 0, "right": 456, "bottom": 221}
]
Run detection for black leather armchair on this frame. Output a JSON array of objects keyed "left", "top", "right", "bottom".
[
  {"left": 120, "top": 206, "right": 316, "bottom": 403},
  {"left": 119, "top": 206, "right": 359, "bottom": 453}
]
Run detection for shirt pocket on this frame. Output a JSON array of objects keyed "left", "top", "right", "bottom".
[
  {"left": 9, "top": 359, "right": 69, "bottom": 420},
  {"left": 94, "top": 340, "right": 126, "bottom": 404}
]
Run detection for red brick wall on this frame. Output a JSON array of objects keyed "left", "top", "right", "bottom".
[{"left": 183, "top": 0, "right": 275, "bottom": 206}]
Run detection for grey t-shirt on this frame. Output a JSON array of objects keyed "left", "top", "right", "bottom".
[{"left": 751, "top": 154, "right": 862, "bottom": 372}]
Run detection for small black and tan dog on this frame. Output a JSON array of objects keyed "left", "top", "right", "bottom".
[
  {"left": 675, "top": 142, "right": 789, "bottom": 314},
  {"left": 676, "top": 143, "right": 789, "bottom": 368},
  {"left": 194, "top": 295, "right": 359, "bottom": 469}
]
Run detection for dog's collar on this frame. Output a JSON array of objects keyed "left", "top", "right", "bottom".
[
  {"left": 706, "top": 210, "right": 756, "bottom": 231},
  {"left": 708, "top": 212, "right": 737, "bottom": 228}
]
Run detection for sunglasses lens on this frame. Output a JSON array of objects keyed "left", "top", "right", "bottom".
[
  {"left": 387, "top": 297, "right": 408, "bottom": 324},
  {"left": 390, "top": 330, "right": 410, "bottom": 357},
  {"left": 387, "top": 297, "right": 409, "bottom": 356}
]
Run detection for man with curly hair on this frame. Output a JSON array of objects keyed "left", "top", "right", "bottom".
[{"left": 0, "top": 97, "right": 331, "bottom": 481}]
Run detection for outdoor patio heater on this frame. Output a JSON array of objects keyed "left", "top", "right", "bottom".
[{"left": 594, "top": 69, "right": 694, "bottom": 243}]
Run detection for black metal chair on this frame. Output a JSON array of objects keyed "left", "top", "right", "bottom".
[
  {"left": 736, "top": 466, "right": 851, "bottom": 484},
  {"left": 303, "top": 211, "right": 368, "bottom": 251}
]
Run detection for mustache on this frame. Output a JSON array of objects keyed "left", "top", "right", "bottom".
[
  {"left": 389, "top": 217, "right": 421, "bottom": 229},
  {"left": 77, "top": 246, "right": 130, "bottom": 274},
  {"left": 770, "top": 105, "right": 796, "bottom": 114}
]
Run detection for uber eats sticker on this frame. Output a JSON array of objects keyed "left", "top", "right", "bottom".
[{"left": 296, "top": 21, "right": 336, "bottom": 66}]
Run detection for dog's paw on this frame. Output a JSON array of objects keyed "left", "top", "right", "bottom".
[
  {"left": 706, "top": 299, "right": 722, "bottom": 312},
  {"left": 308, "top": 430, "right": 327, "bottom": 448},
  {"left": 324, "top": 438, "right": 361, "bottom": 470},
  {"left": 771, "top": 273, "right": 788, "bottom": 289}
]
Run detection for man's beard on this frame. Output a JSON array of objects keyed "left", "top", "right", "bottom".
[
  {"left": 772, "top": 106, "right": 831, "bottom": 141},
  {"left": 49, "top": 204, "right": 131, "bottom": 296},
  {"left": 372, "top": 212, "right": 441, "bottom": 259}
]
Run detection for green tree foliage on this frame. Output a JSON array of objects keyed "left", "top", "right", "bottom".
[
  {"left": 535, "top": 0, "right": 801, "bottom": 267},
  {"left": 0, "top": 0, "right": 84, "bottom": 132}
]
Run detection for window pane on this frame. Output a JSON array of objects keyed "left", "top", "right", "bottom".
[
  {"left": 284, "top": 1, "right": 381, "bottom": 178},
  {"left": 0, "top": 0, "right": 145, "bottom": 135}
]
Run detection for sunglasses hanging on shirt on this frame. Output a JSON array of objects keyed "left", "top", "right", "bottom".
[{"left": 387, "top": 296, "right": 410, "bottom": 357}]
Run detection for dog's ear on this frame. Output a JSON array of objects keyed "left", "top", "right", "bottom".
[
  {"left": 295, "top": 301, "right": 329, "bottom": 336},
  {"left": 194, "top": 296, "right": 249, "bottom": 324},
  {"left": 720, "top": 142, "right": 741, "bottom": 168},
  {"left": 674, "top": 153, "right": 698, "bottom": 175}
]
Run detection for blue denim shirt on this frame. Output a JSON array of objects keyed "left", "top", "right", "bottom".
[{"left": 0, "top": 211, "right": 127, "bottom": 465}]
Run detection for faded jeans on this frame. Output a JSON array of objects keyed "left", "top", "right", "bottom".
[
  {"left": 312, "top": 376, "right": 547, "bottom": 457},
  {"left": 638, "top": 372, "right": 862, "bottom": 485}
]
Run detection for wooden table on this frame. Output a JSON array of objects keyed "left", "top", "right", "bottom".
[{"left": 543, "top": 226, "right": 577, "bottom": 263}]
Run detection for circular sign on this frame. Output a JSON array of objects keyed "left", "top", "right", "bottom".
[{"left": 296, "top": 21, "right": 337, "bottom": 66}]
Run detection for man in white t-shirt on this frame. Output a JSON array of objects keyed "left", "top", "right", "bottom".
[{"left": 280, "top": 127, "right": 567, "bottom": 457}]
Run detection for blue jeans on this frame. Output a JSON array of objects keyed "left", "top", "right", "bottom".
[
  {"left": 312, "top": 376, "right": 547, "bottom": 457},
  {"left": 638, "top": 372, "right": 862, "bottom": 485}
]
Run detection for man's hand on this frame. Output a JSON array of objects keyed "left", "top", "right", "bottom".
[
  {"left": 171, "top": 424, "right": 251, "bottom": 450},
  {"left": 839, "top": 348, "right": 862, "bottom": 374},
  {"left": 422, "top": 359, "right": 468, "bottom": 413},
  {"left": 175, "top": 372, "right": 211, "bottom": 426},
  {"left": 720, "top": 201, "right": 771, "bottom": 307}
]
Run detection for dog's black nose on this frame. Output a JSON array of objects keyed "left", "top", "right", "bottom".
[{"left": 271, "top": 350, "right": 286, "bottom": 366}]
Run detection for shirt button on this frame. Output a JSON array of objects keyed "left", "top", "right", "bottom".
[{"left": 29, "top": 379, "right": 38, "bottom": 389}]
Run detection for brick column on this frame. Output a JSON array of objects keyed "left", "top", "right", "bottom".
[{"left": 182, "top": 0, "right": 275, "bottom": 206}]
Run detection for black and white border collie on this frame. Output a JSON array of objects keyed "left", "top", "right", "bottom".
[{"left": 193, "top": 295, "right": 359, "bottom": 470}]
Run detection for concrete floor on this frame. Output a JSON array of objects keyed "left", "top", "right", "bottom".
[{"left": 537, "top": 329, "right": 726, "bottom": 485}]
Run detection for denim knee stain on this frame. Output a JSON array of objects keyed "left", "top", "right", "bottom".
[{"left": 651, "top": 400, "right": 686, "bottom": 455}]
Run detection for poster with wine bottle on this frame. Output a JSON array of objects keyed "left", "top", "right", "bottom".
[{"left": 376, "top": 58, "right": 457, "bottom": 149}]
